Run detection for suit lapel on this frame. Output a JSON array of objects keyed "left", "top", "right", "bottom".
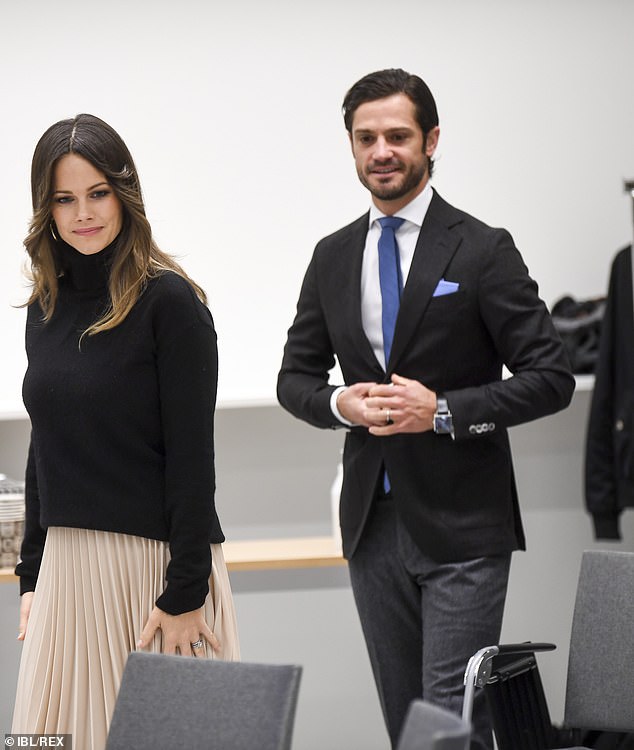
[
  {"left": 338, "top": 214, "right": 385, "bottom": 373},
  {"left": 388, "top": 191, "right": 463, "bottom": 370}
]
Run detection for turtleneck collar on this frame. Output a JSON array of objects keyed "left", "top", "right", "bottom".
[{"left": 56, "top": 239, "right": 117, "bottom": 292}]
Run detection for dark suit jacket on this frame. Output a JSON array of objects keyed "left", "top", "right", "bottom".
[{"left": 277, "top": 190, "right": 574, "bottom": 562}]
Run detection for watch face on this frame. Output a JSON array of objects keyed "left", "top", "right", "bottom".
[{"left": 435, "top": 414, "right": 453, "bottom": 434}]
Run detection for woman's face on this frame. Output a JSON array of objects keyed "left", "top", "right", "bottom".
[{"left": 51, "top": 153, "right": 123, "bottom": 255}]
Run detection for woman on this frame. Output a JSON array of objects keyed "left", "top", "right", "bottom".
[{"left": 12, "top": 114, "right": 240, "bottom": 748}]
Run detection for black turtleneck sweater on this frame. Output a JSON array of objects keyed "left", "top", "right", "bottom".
[{"left": 17, "top": 242, "right": 223, "bottom": 615}]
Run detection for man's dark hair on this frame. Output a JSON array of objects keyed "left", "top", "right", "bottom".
[{"left": 342, "top": 68, "right": 439, "bottom": 175}]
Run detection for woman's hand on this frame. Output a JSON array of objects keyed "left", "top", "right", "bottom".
[
  {"left": 18, "top": 591, "right": 34, "bottom": 641},
  {"left": 137, "top": 605, "right": 221, "bottom": 657}
]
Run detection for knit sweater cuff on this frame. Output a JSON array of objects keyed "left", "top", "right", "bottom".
[
  {"left": 155, "top": 576, "right": 210, "bottom": 616},
  {"left": 15, "top": 555, "right": 40, "bottom": 596},
  {"left": 155, "top": 523, "right": 213, "bottom": 615},
  {"left": 18, "top": 576, "right": 37, "bottom": 597}
]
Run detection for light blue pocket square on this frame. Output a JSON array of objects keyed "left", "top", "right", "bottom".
[{"left": 433, "top": 278, "right": 460, "bottom": 297}]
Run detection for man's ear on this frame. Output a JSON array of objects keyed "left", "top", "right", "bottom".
[{"left": 425, "top": 126, "right": 440, "bottom": 157}]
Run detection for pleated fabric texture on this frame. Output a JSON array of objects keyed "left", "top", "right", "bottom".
[{"left": 12, "top": 526, "right": 240, "bottom": 750}]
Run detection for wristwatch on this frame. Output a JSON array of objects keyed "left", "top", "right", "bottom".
[{"left": 433, "top": 394, "right": 454, "bottom": 438}]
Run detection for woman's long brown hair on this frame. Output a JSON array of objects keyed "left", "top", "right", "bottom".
[{"left": 24, "top": 113, "right": 206, "bottom": 336}]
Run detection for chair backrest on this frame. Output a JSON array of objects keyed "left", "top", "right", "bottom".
[
  {"left": 484, "top": 653, "right": 556, "bottom": 750},
  {"left": 105, "top": 652, "right": 302, "bottom": 750},
  {"left": 564, "top": 550, "right": 634, "bottom": 733},
  {"left": 397, "top": 700, "right": 471, "bottom": 750}
]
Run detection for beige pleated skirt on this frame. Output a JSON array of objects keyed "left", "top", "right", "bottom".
[{"left": 12, "top": 527, "right": 240, "bottom": 750}]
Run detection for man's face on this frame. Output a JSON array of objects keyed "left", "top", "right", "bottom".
[{"left": 349, "top": 93, "right": 439, "bottom": 214}]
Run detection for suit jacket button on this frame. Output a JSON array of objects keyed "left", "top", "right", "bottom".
[
  {"left": 489, "top": 422, "right": 495, "bottom": 431},
  {"left": 615, "top": 419, "right": 624, "bottom": 431},
  {"left": 469, "top": 425, "right": 477, "bottom": 435}
]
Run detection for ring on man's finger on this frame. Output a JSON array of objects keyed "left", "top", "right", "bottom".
[
  {"left": 191, "top": 639, "right": 204, "bottom": 650},
  {"left": 385, "top": 408, "right": 393, "bottom": 426}
]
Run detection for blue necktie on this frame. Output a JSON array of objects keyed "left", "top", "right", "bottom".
[
  {"left": 377, "top": 216, "right": 405, "bottom": 493},
  {"left": 378, "top": 216, "right": 405, "bottom": 366}
]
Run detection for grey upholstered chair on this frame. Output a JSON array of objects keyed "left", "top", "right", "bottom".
[
  {"left": 105, "top": 652, "right": 302, "bottom": 750},
  {"left": 462, "top": 550, "right": 634, "bottom": 750},
  {"left": 562, "top": 549, "right": 634, "bottom": 736},
  {"left": 397, "top": 699, "right": 471, "bottom": 750}
]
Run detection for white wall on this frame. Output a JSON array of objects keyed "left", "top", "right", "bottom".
[{"left": 1, "top": 0, "right": 633, "bottom": 410}]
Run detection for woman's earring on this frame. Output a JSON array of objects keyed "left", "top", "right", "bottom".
[{"left": 50, "top": 222, "right": 59, "bottom": 241}]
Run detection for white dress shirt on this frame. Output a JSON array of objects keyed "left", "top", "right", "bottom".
[{"left": 331, "top": 183, "right": 434, "bottom": 424}]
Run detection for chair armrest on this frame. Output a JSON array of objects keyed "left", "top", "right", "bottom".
[
  {"left": 462, "top": 642, "right": 556, "bottom": 722},
  {"left": 496, "top": 642, "right": 556, "bottom": 656}
]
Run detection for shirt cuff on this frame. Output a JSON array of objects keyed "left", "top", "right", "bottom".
[{"left": 330, "top": 386, "right": 354, "bottom": 427}]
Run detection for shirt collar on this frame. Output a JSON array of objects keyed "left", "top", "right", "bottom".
[{"left": 369, "top": 181, "right": 433, "bottom": 229}]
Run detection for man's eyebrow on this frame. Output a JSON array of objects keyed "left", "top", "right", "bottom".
[{"left": 353, "top": 127, "right": 413, "bottom": 135}]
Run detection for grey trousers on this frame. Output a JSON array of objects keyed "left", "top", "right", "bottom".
[{"left": 347, "top": 494, "right": 511, "bottom": 750}]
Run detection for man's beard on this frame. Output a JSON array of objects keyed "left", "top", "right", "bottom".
[{"left": 358, "top": 159, "right": 427, "bottom": 202}]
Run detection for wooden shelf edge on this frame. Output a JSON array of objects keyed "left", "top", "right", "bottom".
[
  {"left": 0, "top": 536, "right": 346, "bottom": 583},
  {"left": 223, "top": 535, "right": 346, "bottom": 571}
]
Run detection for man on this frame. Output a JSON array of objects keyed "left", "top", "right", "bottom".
[{"left": 277, "top": 68, "right": 574, "bottom": 750}]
